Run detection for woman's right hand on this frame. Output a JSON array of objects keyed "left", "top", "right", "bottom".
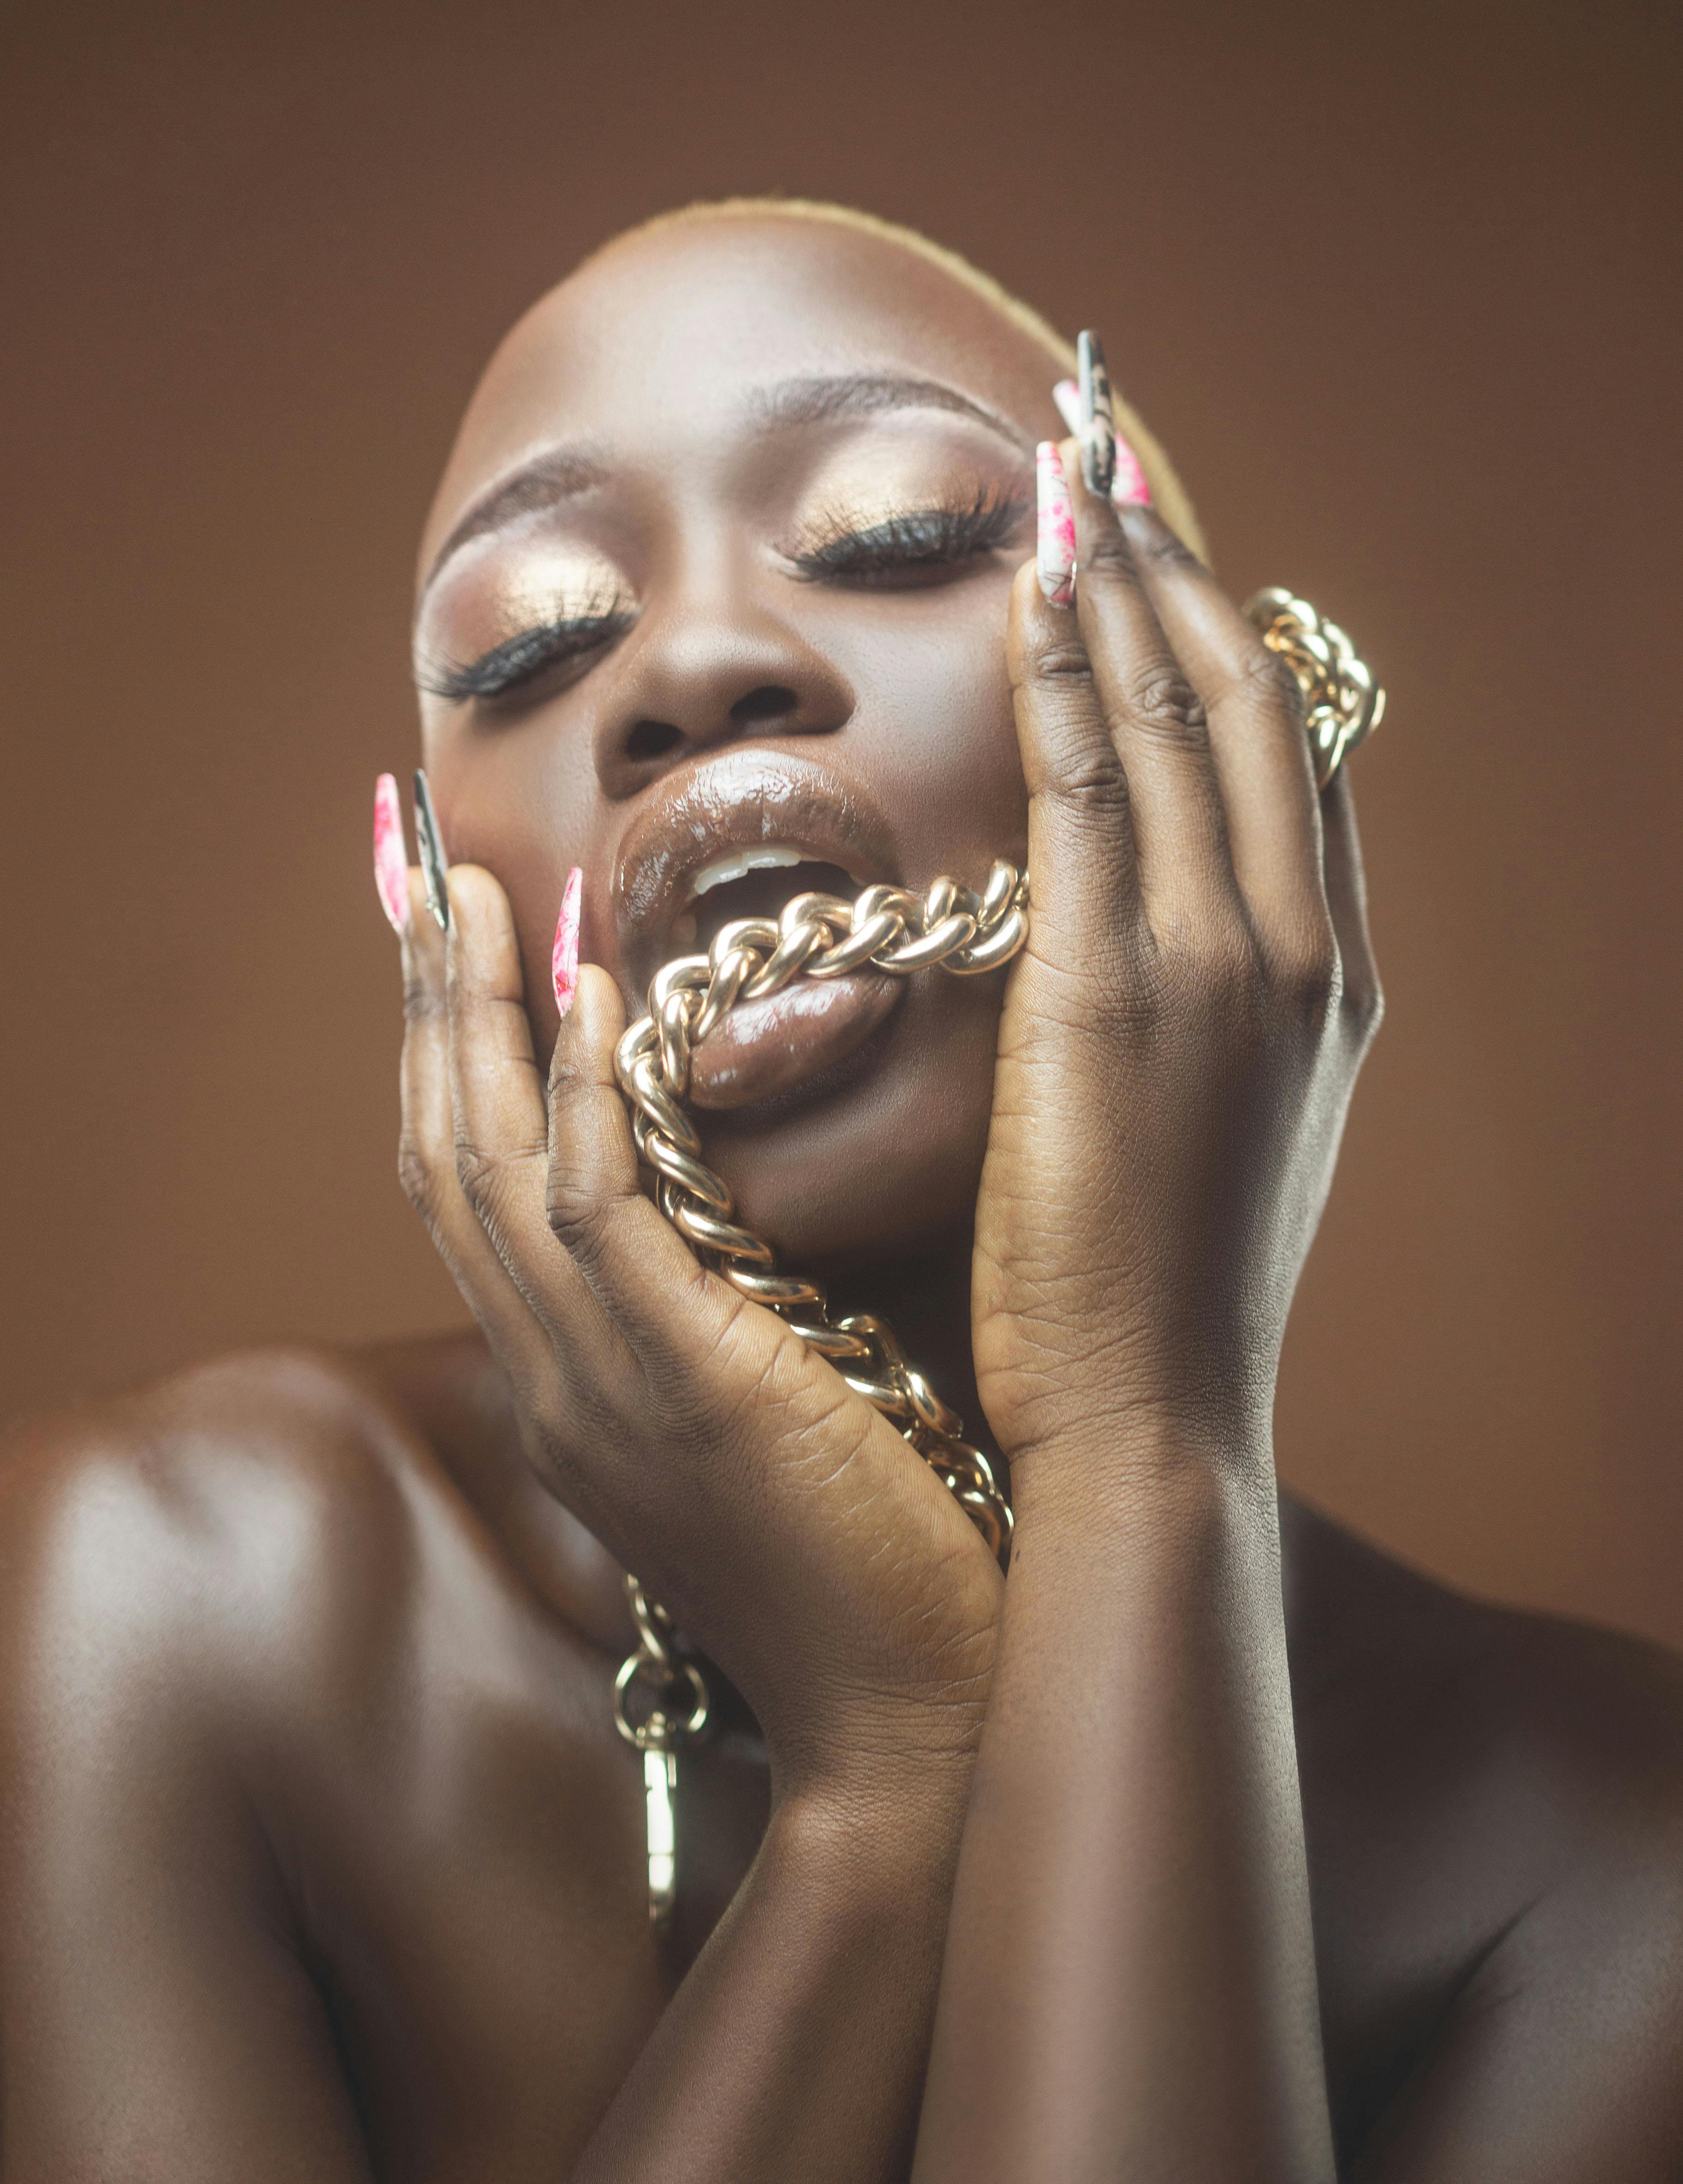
[{"left": 394, "top": 860, "right": 1003, "bottom": 1801}]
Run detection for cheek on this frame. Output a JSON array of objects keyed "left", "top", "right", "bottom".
[
  {"left": 835, "top": 582, "right": 1028, "bottom": 867},
  {"left": 419, "top": 716, "right": 604, "bottom": 1036}
]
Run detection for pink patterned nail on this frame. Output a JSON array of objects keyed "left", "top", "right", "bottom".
[
  {"left": 1111, "top": 432, "right": 1152, "bottom": 509},
  {"left": 1052, "top": 378, "right": 1082, "bottom": 436},
  {"left": 552, "top": 866, "right": 584, "bottom": 1020},
  {"left": 1036, "top": 442, "right": 1076, "bottom": 606},
  {"left": 373, "top": 773, "right": 411, "bottom": 933}
]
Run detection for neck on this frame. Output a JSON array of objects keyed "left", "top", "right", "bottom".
[{"left": 816, "top": 1222, "right": 989, "bottom": 1460}]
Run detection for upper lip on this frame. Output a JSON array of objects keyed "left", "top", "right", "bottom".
[{"left": 613, "top": 752, "right": 902, "bottom": 989}]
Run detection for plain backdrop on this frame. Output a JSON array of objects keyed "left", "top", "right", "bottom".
[{"left": 3, "top": 0, "right": 1680, "bottom": 1649}]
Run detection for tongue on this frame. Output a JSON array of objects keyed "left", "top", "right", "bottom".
[{"left": 687, "top": 971, "right": 900, "bottom": 1110}]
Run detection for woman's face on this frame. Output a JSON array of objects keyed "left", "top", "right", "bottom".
[{"left": 414, "top": 215, "right": 1068, "bottom": 1263}]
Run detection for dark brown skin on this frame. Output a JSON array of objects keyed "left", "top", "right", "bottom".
[{"left": 2, "top": 212, "right": 1682, "bottom": 2182}]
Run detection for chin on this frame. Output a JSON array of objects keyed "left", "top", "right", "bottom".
[{"left": 698, "top": 986, "right": 996, "bottom": 1267}]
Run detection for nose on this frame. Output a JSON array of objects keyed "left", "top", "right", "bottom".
[{"left": 591, "top": 589, "right": 854, "bottom": 798}]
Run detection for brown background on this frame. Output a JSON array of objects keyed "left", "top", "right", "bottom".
[{"left": 4, "top": 0, "right": 1680, "bottom": 1648}]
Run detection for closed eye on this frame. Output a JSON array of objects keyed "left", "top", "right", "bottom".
[
  {"left": 416, "top": 609, "right": 636, "bottom": 703},
  {"left": 786, "top": 486, "right": 1029, "bottom": 587}
]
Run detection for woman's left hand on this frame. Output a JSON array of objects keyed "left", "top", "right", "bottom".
[
  {"left": 971, "top": 446, "right": 1382, "bottom": 1498},
  {"left": 917, "top": 445, "right": 1376, "bottom": 2183}
]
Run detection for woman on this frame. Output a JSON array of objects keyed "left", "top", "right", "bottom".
[{"left": 1, "top": 197, "right": 1679, "bottom": 2181}]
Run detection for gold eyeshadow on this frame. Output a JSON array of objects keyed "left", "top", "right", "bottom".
[
  {"left": 415, "top": 418, "right": 1031, "bottom": 701},
  {"left": 786, "top": 428, "right": 1026, "bottom": 553},
  {"left": 415, "top": 537, "right": 628, "bottom": 680}
]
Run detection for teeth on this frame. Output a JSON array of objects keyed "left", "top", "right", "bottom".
[{"left": 687, "top": 843, "right": 808, "bottom": 900}]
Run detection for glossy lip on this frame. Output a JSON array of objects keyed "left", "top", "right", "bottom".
[
  {"left": 694, "top": 991, "right": 901, "bottom": 1124},
  {"left": 689, "top": 972, "right": 901, "bottom": 1111},
  {"left": 613, "top": 751, "right": 903, "bottom": 994}
]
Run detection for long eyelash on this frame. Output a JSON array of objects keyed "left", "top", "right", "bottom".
[
  {"left": 418, "top": 609, "right": 634, "bottom": 702},
  {"left": 788, "top": 485, "right": 1028, "bottom": 581}
]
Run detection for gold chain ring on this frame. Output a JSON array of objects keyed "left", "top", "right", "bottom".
[
  {"left": 1243, "top": 588, "right": 1385, "bottom": 788},
  {"left": 612, "top": 590, "right": 1380, "bottom": 1926}
]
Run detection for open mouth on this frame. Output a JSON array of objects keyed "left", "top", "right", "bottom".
[
  {"left": 678, "top": 845, "right": 860, "bottom": 957},
  {"left": 612, "top": 756, "right": 910, "bottom": 1116},
  {"left": 672, "top": 846, "right": 901, "bottom": 1114}
]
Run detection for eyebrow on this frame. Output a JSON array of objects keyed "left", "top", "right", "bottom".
[
  {"left": 419, "top": 373, "right": 1032, "bottom": 600},
  {"left": 420, "top": 445, "right": 609, "bottom": 599},
  {"left": 747, "top": 372, "right": 1035, "bottom": 453}
]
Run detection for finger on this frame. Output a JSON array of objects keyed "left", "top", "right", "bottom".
[
  {"left": 1320, "top": 770, "right": 1383, "bottom": 1040},
  {"left": 544, "top": 964, "right": 884, "bottom": 1604},
  {"left": 1117, "top": 503, "right": 1328, "bottom": 960},
  {"left": 395, "top": 868, "right": 557, "bottom": 1389},
  {"left": 545, "top": 964, "right": 747, "bottom": 1362},
  {"left": 442, "top": 864, "right": 618, "bottom": 1357},
  {"left": 1006, "top": 553, "right": 1139, "bottom": 958},
  {"left": 1065, "top": 438, "right": 1239, "bottom": 925}
]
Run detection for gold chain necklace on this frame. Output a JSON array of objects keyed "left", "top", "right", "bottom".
[
  {"left": 610, "top": 862, "right": 1029, "bottom": 1926},
  {"left": 601, "top": 586, "right": 1382, "bottom": 1926}
]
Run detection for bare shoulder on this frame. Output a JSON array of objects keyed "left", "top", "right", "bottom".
[
  {"left": 1283, "top": 1492, "right": 1683, "bottom": 1849},
  {"left": 0, "top": 1343, "right": 448, "bottom": 1703},
  {"left": 1284, "top": 1494, "right": 1683, "bottom": 2163},
  {"left": 0, "top": 1350, "right": 657, "bottom": 2174},
  {"left": 0, "top": 1335, "right": 614, "bottom": 1794}
]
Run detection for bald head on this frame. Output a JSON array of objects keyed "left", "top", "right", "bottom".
[{"left": 421, "top": 200, "right": 1200, "bottom": 583}]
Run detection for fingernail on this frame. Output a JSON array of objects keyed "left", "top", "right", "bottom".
[
  {"left": 372, "top": 773, "right": 411, "bottom": 934},
  {"left": 1076, "top": 330, "right": 1116, "bottom": 498},
  {"left": 1052, "top": 376, "right": 1082, "bottom": 436},
  {"left": 1036, "top": 442, "right": 1076, "bottom": 606},
  {"left": 1111, "top": 433, "right": 1152, "bottom": 509},
  {"left": 552, "top": 866, "right": 583, "bottom": 1020},
  {"left": 412, "top": 769, "right": 450, "bottom": 931}
]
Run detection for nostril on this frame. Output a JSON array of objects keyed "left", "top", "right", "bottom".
[
  {"left": 729, "top": 684, "right": 800, "bottom": 726},
  {"left": 626, "top": 719, "right": 685, "bottom": 762}
]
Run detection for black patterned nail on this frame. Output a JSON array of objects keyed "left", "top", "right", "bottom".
[
  {"left": 1077, "top": 330, "right": 1116, "bottom": 499},
  {"left": 412, "top": 768, "right": 450, "bottom": 931}
]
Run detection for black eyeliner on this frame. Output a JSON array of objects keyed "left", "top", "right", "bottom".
[
  {"left": 418, "top": 610, "right": 634, "bottom": 703},
  {"left": 788, "top": 484, "right": 1028, "bottom": 583}
]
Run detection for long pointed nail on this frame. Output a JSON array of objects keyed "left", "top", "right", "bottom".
[
  {"left": 552, "top": 866, "right": 583, "bottom": 1020},
  {"left": 1076, "top": 330, "right": 1116, "bottom": 498},
  {"left": 373, "top": 773, "right": 411, "bottom": 934},
  {"left": 412, "top": 769, "right": 450, "bottom": 931},
  {"left": 1036, "top": 442, "right": 1076, "bottom": 606},
  {"left": 1052, "top": 377, "right": 1082, "bottom": 436}
]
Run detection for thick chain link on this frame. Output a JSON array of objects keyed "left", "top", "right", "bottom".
[
  {"left": 611, "top": 861, "right": 1028, "bottom": 1924},
  {"left": 1243, "top": 588, "right": 1384, "bottom": 788}
]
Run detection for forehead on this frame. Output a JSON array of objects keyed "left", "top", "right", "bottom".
[{"left": 422, "top": 216, "right": 1062, "bottom": 564}]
